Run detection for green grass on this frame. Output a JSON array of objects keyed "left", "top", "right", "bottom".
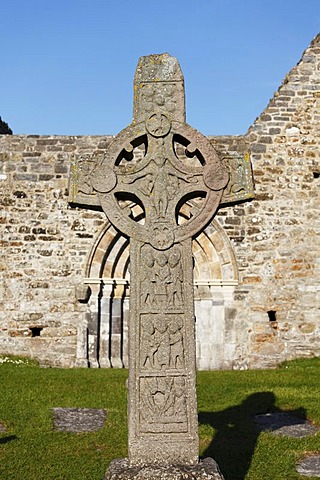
[
  {"left": 197, "top": 357, "right": 320, "bottom": 480},
  {"left": 0, "top": 356, "right": 319, "bottom": 480}
]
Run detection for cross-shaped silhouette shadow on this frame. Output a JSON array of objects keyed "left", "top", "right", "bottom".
[{"left": 199, "top": 391, "right": 306, "bottom": 480}]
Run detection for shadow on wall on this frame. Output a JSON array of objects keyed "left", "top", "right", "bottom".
[{"left": 199, "top": 392, "right": 307, "bottom": 480}]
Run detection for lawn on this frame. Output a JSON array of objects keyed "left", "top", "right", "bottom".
[{"left": 0, "top": 356, "right": 319, "bottom": 480}]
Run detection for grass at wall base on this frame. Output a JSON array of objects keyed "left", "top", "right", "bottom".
[{"left": 0, "top": 355, "right": 319, "bottom": 480}]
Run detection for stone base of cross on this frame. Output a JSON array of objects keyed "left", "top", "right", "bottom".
[
  {"left": 83, "top": 53, "right": 227, "bottom": 479},
  {"left": 105, "top": 457, "right": 224, "bottom": 479}
]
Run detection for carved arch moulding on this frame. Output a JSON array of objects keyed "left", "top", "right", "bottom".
[{"left": 80, "top": 215, "right": 238, "bottom": 294}]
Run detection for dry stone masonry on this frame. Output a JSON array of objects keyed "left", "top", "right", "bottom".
[{"left": 0, "top": 34, "right": 319, "bottom": 372}]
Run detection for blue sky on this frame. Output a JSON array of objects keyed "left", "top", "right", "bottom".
[{"left": 1, "top": 0, "right": 319, "bottom": 136}]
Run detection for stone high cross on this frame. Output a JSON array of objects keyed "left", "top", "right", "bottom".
[{"left": 73, "top": 53, "right": 228, "bottom": 477}]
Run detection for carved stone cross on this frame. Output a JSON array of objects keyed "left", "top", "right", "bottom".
[{"left": 78, "top": 53, "right": 228, "bottom": 478}]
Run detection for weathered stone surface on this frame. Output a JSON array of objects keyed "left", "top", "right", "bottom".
[
  {"left": 105, "top": 457, "right": 225, "bottom": 480},
  {"left": 133, "top": 53, "right": 185, "bottom": 124},
  {"left": 88, "top": 53, "right": 228, "bottom": 469},
  {"left": 220, "top": 152, "right": 254, "bottom": 205},
  {"left": 296, "top": 455, "right": 320, "bottom": 477},
  {"left": 255, "top": 412, "right": 320, "bottom": 437},
  {"left": 52, "top": 407, "right": 106, "bottom": 432}
]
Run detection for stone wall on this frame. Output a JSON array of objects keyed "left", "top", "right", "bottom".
[
  {"left": 227, "top": 34, "right": 320, "bottom": 367},
  {"left": 0, "top": 34, "right": 319, "bottom": 368},
  {"left": 0, "top": 136, "right": 108, "bottom": 366}
]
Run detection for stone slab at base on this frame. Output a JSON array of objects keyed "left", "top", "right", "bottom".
[{"left": 105, "top": 457, "right": 225, "bottom": 480}]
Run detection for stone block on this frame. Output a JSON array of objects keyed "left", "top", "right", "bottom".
[
  {"left": 298, "top": 322, "right": 316, "bottom": 334},
  {"left": 52, "top": 408, "right": 106, "bottom": 432},
  {"left": 105, "top": 457, "right": 225, "bottom": 480}
]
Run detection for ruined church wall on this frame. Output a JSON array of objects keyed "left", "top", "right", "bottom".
[
  {"left": 0, "top": 135, "right": 109, "bottom": 366},
  {"left": 0, "top": 35, "right": 319, "bottom": 369},
  {"left": 214, "top": 34, "right": 320, "bottom": 367}
]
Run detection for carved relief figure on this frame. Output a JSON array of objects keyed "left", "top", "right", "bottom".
[
  {"left": 141, "top": 317, "right": 157, "bottom": 369},
  {"left": 140, "top": 249, "right": 156, "bottom": 306},
  {"left": 169, "top": 317, "right": 184, "bottom": 369},
  {"left": 140, "top": 376, "right": 188, "bottom": 431},
  {"left": 153, "top": 317, "right": 170, "bottom": 371},
  {"left": 141, "top": 377, "right": 171, "bottom": 421},
  {"left": 150, "top": 139, "right": 199, "bottom": 221},
  {"left": 140, "top": 245, "right": 184, "bottom": 310},
  {"left": 138, "top": 173, "right": 154, "bottom": 197},
  {"left": 140, "top": 314, "right": 185, "bottom": 371},
  {"left": 75, "top": 156, "right": 97, "bottom": 195},
  {"left": 119, "top": 134, "right": 201, "bottom": 225},
  {"left": 167, "top": 249, "right": 183, "bottom": 307},
  {"left": 225, "top": 156, "right": 246, "bottom": 196},
  {"left": 154, "top": 252, "right": 171, "bottom": 298},
  {"left": 171, "top": 376, "right": 187, "bottom": 419}
]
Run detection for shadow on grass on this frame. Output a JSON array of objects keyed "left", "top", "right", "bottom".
[
  {"left": 0, "top": 435, "right": 17, "bottom": 444},
  {"left": 199, "top": 392, "right": 306, "bottom": 480}
]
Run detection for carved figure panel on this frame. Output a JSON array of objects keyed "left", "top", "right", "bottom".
[
  {"left": 133, "top": 53, "right": 186, "bottom": 124},
  {"left": 221, "top": 152, "right": 255, "bottom": 205},
  {"left": 68, "top": 150, "right": 254, "bottom": 210},
  {"left": 68, "top": 153, "right": 103, "bottom": 206},
  {"left": 140, "top": 244, "right": 184, "bottom": 310},
  {"left": 139, "top": 376, "right": 188, "bottom": 433},
  {"left": 140, "top": 314, "right": 185, "bottom": 371},
  {"left": 136, "top": 83, "right": 179, "bottom": 121},
  {"left": 68, "top": 149, "right": 254, "bottom": 212}
]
